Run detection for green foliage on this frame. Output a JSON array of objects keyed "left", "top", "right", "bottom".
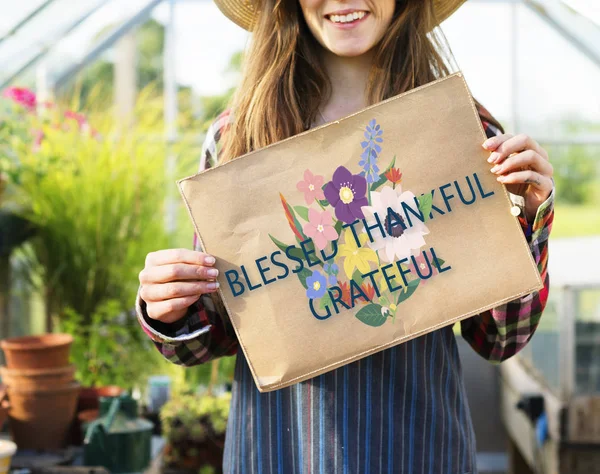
[
  {"left": 59, "top": 299, "right": 159, "bottom": 389},
  {"left": 547, "top": 144, "right": 598, "bottom": 205},
  {"left": 160, "top": 392, "right": 231, "bottom": 470}
]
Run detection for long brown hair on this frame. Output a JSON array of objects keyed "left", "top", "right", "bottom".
[{"left": 221, "top": 0, "right": 504, "bottom": 163}]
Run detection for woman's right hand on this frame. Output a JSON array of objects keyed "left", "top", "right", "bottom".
[{"left": 139, "top": 249, "right": 220, "bottom": 324}]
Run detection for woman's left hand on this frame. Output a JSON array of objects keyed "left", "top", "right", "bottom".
[{"left": 482, "top": 133, "right": 553, "bottom": 223}]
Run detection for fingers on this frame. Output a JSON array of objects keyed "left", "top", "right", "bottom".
[
  {"left": 145, "top": 248, "right": 216, "bottom": 268},
  {"left": 140, "top": 280, "right": 219, "bottom": 303},
  {"left": 490, "top": 149, "right": 553, "bottom": 178},
  {"left": 496, "top": 169, "right": 553, "bottom": 192},
  {"left": 145, "top": 295, "right": 202, "bottom": 322},
  {"left": 139, "top": 263, "right": 219, "bottom": 284},
  {"left": 483, "top": 133, "right": 548, "bottom": 165}
]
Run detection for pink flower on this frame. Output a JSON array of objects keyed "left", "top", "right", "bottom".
[
  {"left": 296, "top": 169, "right": 325, "bottom": 205},
  {"left": 64, "top": 110, "right": 88, "bottom": 128},
  {"left": 33, "top": 130, "right": 45, "bottom": 151},
  {"left": 303, "top": 208, "right": 338, "bottom": 251},
  {"left": 2, "top": 87, "right": 37, "bottom": 111}
]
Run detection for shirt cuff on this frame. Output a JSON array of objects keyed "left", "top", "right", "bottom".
[
  {"left": 510, "top": 188, "right": 555, "bottom": 241},
  {"left": 135, "top": 286, "right": 212, "bottom": 344}
]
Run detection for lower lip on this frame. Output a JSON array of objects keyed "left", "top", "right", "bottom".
[{"left": 327, "top": 13, "right": 369, "bottom": 29}]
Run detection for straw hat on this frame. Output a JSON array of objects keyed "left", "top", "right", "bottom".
[{"left": 214, "top": 0, "right": 467, "bottom": 31}]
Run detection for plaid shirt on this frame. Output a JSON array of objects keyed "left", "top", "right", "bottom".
[{"left": 135, "top": 106, "right": 554, "bottom": 473}]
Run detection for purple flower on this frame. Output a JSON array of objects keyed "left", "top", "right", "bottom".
[
  {"left": 324, "top": 166, "right": 368, "bottom": 224},
  {"left": 359, "top": 119, "right": 383, "bottom": 184},
  {"left": 306, "top": 270, "right": 327, "bottom": 299}
]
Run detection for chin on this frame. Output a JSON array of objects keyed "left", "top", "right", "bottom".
[{"left": 329, "top": 42, "right": 373, "bottom": 58}]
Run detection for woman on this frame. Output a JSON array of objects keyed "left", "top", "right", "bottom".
[{"left": 136, "top": 1, "right": 554, "bottom": 472}]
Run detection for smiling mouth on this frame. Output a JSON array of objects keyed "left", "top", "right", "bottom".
[{"left": 325, "top": 11, "right": 369, "bottom": 25}]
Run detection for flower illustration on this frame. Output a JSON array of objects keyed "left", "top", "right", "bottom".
[
  {"left": 323, "top": 262, "right": 339, "bottom": 285},
  {"left": 408, "top": 250, "right": 439, "bottom": 285},
  {"left": 2, "top": 87, "right": 37, "bottom": 111},
  {"left": 306, "top": 270, "right": 327, "bottom": 299},
  {"left": 359, "top": 119, "right": 383, "bottom": 184},
  {"left": 384, "top": 167, "right": 403, "bottom": 185},
  {"left": 303, "top": 209, "right": 338, "bottom": 251},
  {"left": 297, "top": 169, "right": 325, "bottom": 205},
  {"left": 324, "top": 165, "right": 368, "bottom": 224},
  {"left": 339, "top": 281, "right": 352, "bottom": 307},
  {"left": 361, "top": 185, "right": 429, "bottom": 263},
  {"left": 360, "top": 283, "right": 376, "bottom": 304},
  {"left": 338, "top": 228, "right": 378, "bottom": 279}
]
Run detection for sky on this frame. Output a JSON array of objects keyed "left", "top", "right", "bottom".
[{"left": 1, "top": 0, "right": 599, "bottom": 139}]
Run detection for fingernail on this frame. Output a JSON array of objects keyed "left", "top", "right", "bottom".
[
  {"left": 482, "top": 139, "right": 495, "bottom": 149},
  {"left": 488, "top": 152, "right": 499, "bottom": 163},
  {"left": 497, "top": 176, "right": 505, "bottom": 182},
  {"left": 207, "top": 282, "right": 220, "bottom": 290},
  {"left": 490, "top": 165, "right": 501, "bottom": 173},
  {"left": 204, "top": 256, "right": 216, "bottom": 265},
  {"left": 207, "top": 268, "right": 219, "bottom": 277}
]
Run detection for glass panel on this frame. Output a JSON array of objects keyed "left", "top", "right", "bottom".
[
  {"left": 0, "top": 0, "right": 104, "bottom": 85},
  {"left": 518, "top": 287, "right": 562, "bottom": 393},
  {"left": 575, "top": 288, "right": 600, "bottom": 394}
]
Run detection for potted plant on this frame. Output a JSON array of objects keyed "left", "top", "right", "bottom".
[{"left": 160, "top": 392, "right": 231, "bottom": 474}]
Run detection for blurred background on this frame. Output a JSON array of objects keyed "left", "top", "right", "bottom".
[{"left": 0, "top": 0, "right": 598, "bottom": 473}]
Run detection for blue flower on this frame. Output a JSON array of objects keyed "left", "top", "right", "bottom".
[
  {"left": 323, "top": 263, "right": 339, "bottom": 285},
  {"left": 359, "top": 118, "right": 383, "bottom": 184},
  {"left": 323, "top": 263, "right": 339, "bottom": 275},
  {"left": 306, "top": 270, "right": 327, "bottom": 299}
]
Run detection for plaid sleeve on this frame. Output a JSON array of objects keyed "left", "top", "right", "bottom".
[
  {"left": 460, "top": 118, "right": 555, "bottom": 362},
  {"left": 135, "top": 109, "right": 239, "bottom": 366}
]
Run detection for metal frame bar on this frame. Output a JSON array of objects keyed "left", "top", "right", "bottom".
[
  {"left": 523, "top": 0, "right": 600, "bottom": 68},
  {"left": 51, "top": 0, "right": 164, "bottom": 90},
  {"left": 0, "top": 0, "right": 110, "bottom": 89},
  {"left": 0, "top": 0, "right": 57, "bottom": 46},
  {"left": 560, "top": 287, "right": 577, "bottom": 401}
]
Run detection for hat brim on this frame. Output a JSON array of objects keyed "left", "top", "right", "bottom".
[{"left": 214, "top": 0, "right": 468, "bottom": 32}]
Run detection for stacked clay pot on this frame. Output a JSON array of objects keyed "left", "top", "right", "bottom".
[{"left": 0, "top": 334, "right": 80, "bottom": 449}]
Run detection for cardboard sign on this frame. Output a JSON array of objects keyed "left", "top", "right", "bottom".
[{"left": 178, "top": 72, "right": 543, "bottom": 392}]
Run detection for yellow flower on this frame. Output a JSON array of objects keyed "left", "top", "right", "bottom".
[{"left": 338, "top": 228, "right": 378, "bottom": 279}]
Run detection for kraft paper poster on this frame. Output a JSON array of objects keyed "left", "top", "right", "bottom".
[{"left": 178, "top": 72, "right": 543, "bottom": 392}]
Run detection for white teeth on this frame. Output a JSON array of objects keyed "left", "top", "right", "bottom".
[{"left": 329, "top": 11, "right": 365, "bottom": 23}]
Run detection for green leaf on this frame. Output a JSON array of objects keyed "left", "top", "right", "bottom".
[
  {"left": 370, "top": 155, "right": 396, "bottom": 192},
  {"left": 334, "top": 220, "right": 343, "bottom": 236},
  {"left": 320, "top": 292, "right": 332, "bottom": 310},
  {"left": 355, "top": 304, "right": 386, "bottom": 327},
  {"left": 396, "top": 279, "right": 420, "bottom": 305},
  {"left": 417, "top": 192, "right": 433, "bottom": 221},
  {"left": 296, "top": 267, "right": 313, "bottom": 289},
  {"left": 294, "top": 205, "right": 309, "bottom": 221},
  {"left": 285, "top": 200, "right": 307, "bottom": 240},
  {"left": 270, "top": 235, "right": 311, "bottom": 264},
  {"left": 269, "top": 234, "right": 290, "bottom": 253},
  {"left": 352, "top": 269, "right": 364, "bottom": 286}
]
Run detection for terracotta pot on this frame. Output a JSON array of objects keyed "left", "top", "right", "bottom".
[
  {"left": 7, "top": 381, "right": 80, "bottom": 450},
  {"left": 1, "top": 334, "right": 73, "bottom": 369},
  {"left": 77, "top": 385, "right": 123, "bottom": 411},
  {"left": 0, "top": 365, "right": 76, "bottom": 390},
  {"left": 0, "top": 439, "right": 17, "bottom": 474},
  {"left": 0, "top": 386, "right": 8, "bottom": 431}
]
